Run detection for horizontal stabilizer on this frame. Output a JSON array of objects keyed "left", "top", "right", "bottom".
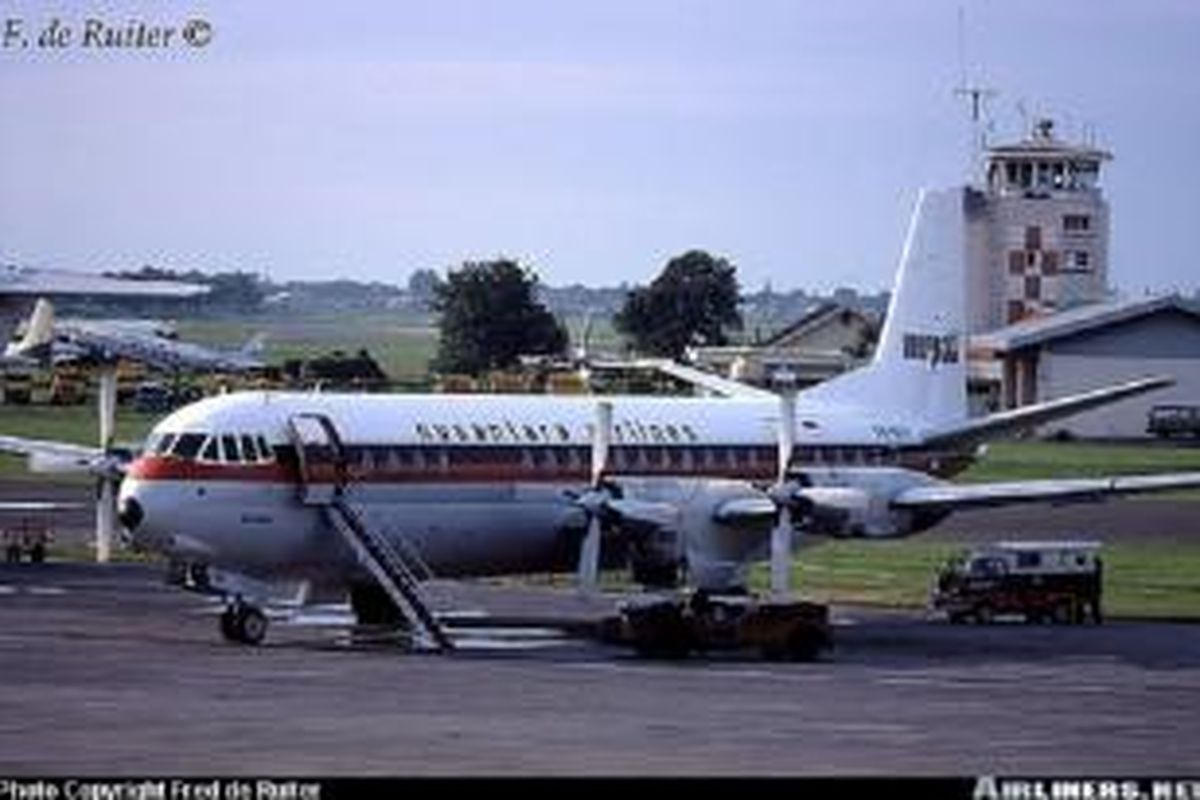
[
  {"left": 618, "top": 359, "right": 775, "bottom": 399},
  {"left": 923, "top": 376, "right": 1174, "bottom": 449}
]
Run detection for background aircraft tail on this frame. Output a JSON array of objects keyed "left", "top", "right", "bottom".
[
  {"left": 801, "top": 187, "right": 968, "bottom": 427},
  {"left": 10, "top": 297, "right": 56, "bottom": 357},
  {"left": 239, "top": 332, "right": 267, "bottom": 357}
]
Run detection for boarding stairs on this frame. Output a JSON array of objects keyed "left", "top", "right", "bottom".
[{"left": 286, "top": 413, "right": 453, "bottom": 652}]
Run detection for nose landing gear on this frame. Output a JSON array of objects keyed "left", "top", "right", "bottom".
[{"left": 220, "top": 600, "right": 269, "bottom": 645}]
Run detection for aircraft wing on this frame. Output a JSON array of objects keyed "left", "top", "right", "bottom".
[
  {"left": 922, "top": 376, "right": 1173, "bottom": 450},
  {"left": 0, "top": 501, "right": 84, "bottom": 512},
  {"left": 0, "top": 266, "right": 207, "bottom": 297},
  {"left": 0, "top": 435, "right": 109, "bottom": 473},
  {"left": 892, "top": 472, "right": 1200, "bottom": 511}
]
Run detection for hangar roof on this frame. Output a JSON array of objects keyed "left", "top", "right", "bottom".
[{"left": 974, "top": 295, "right": 1200, "bottom": 353}]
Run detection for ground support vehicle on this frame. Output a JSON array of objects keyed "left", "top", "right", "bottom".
[
  {"left": 1147, "top": 404, "right": 1200, "bottom": 439},
  {"left": 931, "top": 541, "right": 1103, "bottom": 625},
  {"left": 600, "top": 591, "right": 832, "bottom": 660}
]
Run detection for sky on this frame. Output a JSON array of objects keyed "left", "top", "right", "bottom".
[{"left": 1, "top": 1, "right": 1198, "bottom": 294}]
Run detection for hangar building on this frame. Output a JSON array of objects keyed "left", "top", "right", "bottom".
[{"left": 969, "top": 296, "right": 1200, "bottom": 437}]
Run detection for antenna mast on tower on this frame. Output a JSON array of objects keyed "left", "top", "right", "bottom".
[{"left": 954, "top": 6, "right": 997, "bottom": 184}]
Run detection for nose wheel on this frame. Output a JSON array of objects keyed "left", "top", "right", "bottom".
[{"left": 219, "top": 600, "right": 268, "bottom": 645}]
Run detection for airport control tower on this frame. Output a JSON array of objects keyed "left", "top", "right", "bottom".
[{"left": 965, "top": 118, "right": 1113, "bottom": 333}]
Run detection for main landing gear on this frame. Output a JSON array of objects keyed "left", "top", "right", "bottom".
[{"left": 220, "top": 599, "right": 269, "bottom": 645}]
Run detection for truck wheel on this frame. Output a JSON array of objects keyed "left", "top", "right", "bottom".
[
  {"left": 29, "top": 543, "right": 46, "bottom": 564},
  {"left": 4, "top": 544, "right": 20, "bottom": 563},
  {"left": 634, "top": 638, "right": 691, "bottom": 660},
  {"left": 780, "top": 628, "right": 824, "bottom": 662},
  {"left": 1051, "top": 601, "right": 1072, "bottom": 624},
  {"left": 975, "top": 604, "right": 994, "bottom": 624}
]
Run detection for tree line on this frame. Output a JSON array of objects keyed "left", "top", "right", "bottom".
[{"left": 429, "top": 250, "right": 744, "bottom": 375}]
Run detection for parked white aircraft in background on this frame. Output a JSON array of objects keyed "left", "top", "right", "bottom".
[
  {"left": 0, "top": 263, "right": 205, "bottom": 340},
  {"left": 0, "top": 266, "right": 207, "bottom": 551},
  {"left": 5, "top": 298, "right": 266, "bottom": 373},
  {"left": 4, "top": 190, "right": 1198, "bottom": 647}
]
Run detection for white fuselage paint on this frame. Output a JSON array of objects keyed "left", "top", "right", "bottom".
[{"left": 118, "top": 390, "right": 952, "bottom": 586}]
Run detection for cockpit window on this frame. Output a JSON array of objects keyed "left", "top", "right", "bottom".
[
  {"left": 221, "top": 435, "right": 241, "bottom": 463},
  {"left": 154, "top": 433, "right": 176, "bottom": 455},
  {"left": 256, "top": 436, "right": 274, "bottom": 462},
  {"left": 240, "top": 435, "right": 259, "bottom": 463},
  {"left": 171, "top": 433, "right": 206, "bottom": 460},
  {"left": 200, "top": 436, "right": 220, "bottom": 462}
]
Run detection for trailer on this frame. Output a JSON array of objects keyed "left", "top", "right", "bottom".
[
  {"left": 600, "top": 591, "right": 832, "bottom": 661},
  {"left": 931, "top": 541, "right": 1102, "bottom": 625}
]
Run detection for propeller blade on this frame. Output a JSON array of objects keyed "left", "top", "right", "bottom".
[
  {"left": 770, "top": 385, "right": 799, "bottom": 594},
  {"left": 576, "top": 400, "right": 614, "bottom": 593},
  {"left": 591, "top": 400, "right": 612, "bottom": 488},
  {"left": 96, "top": 478, "right": 116, "bottom": 563},
  {"left": 577, "top": 514, "right": 602, "bottom": 592},
  {"left": 777, "top": 389, "right": 796, "bottom": 484},
  {"left": 769, "top": 506, "right": 793, "bottom": 595},
  {"left": 97, "top": 366, "right": 118, "bottom": 451}
]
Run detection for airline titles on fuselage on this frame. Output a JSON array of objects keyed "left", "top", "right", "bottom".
[{"left": 413, "top": 417, "right": 701, "bottom": 446}]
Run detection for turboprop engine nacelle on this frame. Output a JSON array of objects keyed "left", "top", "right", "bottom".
[{"left": 792, "top": 467, "right": 950, "bottom": 539}]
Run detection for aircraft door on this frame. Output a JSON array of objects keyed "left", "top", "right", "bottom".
[{"left": 285, "top": 413, "right": 347, "bottom": 506}]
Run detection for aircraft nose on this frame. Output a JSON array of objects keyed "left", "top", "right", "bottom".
[{"left": 117, "top": 495, "right": 144, "bottom": 532}]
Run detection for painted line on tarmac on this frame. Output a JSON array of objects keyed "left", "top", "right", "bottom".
[
  {"left": 26, "top": 586, "right": 67, "bottom": 596},
  {"left": 0, "top": 585, "right": 69, "bottom": 596}
]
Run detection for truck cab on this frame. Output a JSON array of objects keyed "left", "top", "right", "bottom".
[{"left": 931, "top": 541, "right": 1103, "bottom": 625}]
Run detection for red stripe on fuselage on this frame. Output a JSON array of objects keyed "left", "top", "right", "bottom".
[{"left": 126, "top": 454, "right": 780, "bottom": 484}]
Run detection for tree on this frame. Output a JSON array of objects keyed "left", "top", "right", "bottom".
[
  {"left": 432, "top": 259, "right": 567, "bottom": 375},
  {"left": 614, "top": 250, "right": 742, "bottom": 358},
  {"left": 407, "top": 268, "right": 441, "bottom": 309}
]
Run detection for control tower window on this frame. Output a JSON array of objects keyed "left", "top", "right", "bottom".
[
  {"left": 1077, "top": 163, "right": 1099, "bottom": 189},
  {"left": 1063, "top": 214, "right": 1091, "bottom": 233},
  {"left": 1035, "top": 162, "right": 1051, "bottom": 188},
  {"left": 1025, "top": 226, "right": 1042, "bottom": 250}
]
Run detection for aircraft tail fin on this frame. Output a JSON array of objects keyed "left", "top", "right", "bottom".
[
  {"left": 800, "top": 187, "right": 968, "bottom": 428},
  {"left": 10, "top": 298, "right": 57, "bottom": 357},
  {"left": 240, "top": 332, "right": 267, "bottom": 357}
]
